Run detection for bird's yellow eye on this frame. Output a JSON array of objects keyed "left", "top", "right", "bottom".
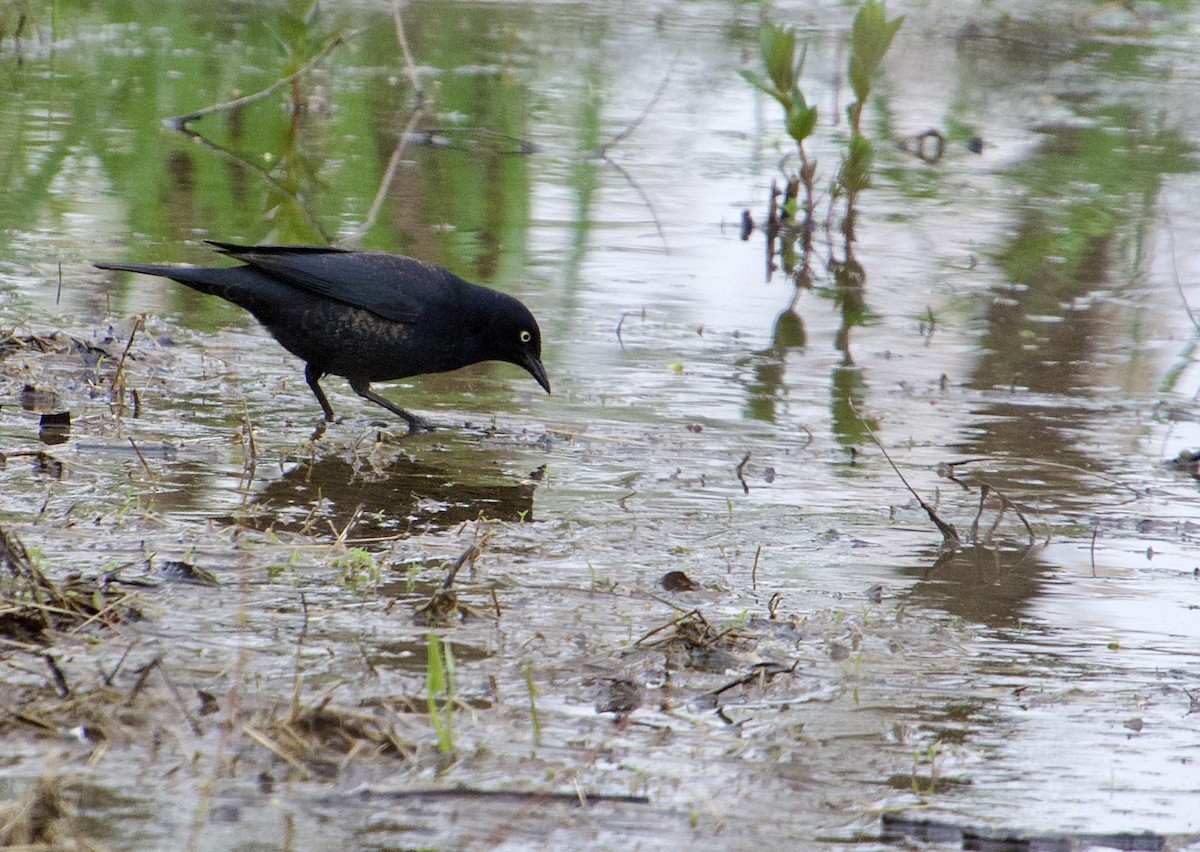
[{"left": 519, "top": 329, "right": 532, "bottom": 344}]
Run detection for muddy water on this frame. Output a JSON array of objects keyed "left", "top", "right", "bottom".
[{"left": 2, "top": 0, "right": 1200, "bottom": 849}]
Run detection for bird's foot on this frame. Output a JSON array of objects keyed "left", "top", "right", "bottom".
[{"left": 405, "top": 415, "right": 435, "bottom": 435}]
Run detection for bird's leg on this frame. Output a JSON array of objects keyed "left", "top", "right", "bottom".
[
  {"left": 348, "top": 377, "right": 432, "bottom": 433},
  {"left": 305, "top": 364, "right": 336, "bottom": 422}
]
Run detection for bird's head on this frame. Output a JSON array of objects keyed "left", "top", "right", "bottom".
[{"left": 488, "top": 296, "right": 550, "bottom": 395}]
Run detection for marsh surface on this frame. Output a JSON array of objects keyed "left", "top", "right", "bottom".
[{"left": 1, "top": 1, "right": 1199, "bottom": 849}]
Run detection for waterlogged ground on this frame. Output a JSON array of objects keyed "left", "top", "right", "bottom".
[{"left": 2, "top": 0, "right": 1200, "bottom": 849}]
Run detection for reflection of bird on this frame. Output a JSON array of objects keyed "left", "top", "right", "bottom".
[{"left": 97, "top": 242, "right": 550, "bottom": 430}]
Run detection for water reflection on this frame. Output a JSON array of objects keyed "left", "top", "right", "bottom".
[
  {"left": 959, "top": 114, "right": 1195, "bottom": 500},
  {"left": 742, "top": 308, "right": 806, "bottom": 422},
  {"left": 232, "top": 440, "right": 537, "bottom": 537},
  {"left": 746, "top": 159, "right": 876, "bottom": 446},
  {"left": 901, "top": 544, "right": 1046, "bottom": 627}
]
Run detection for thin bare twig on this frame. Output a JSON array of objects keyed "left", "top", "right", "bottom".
[
  {"left": 596, "top": 57, "right": 676, "bottom": 156},
  {"left": 345, "top": 107, "right": 426, "bottom": 247},
  {"left": 390, "top": 0, "right": 422, "bottom": 96},
  {"left": 342, "top": 4, "right": 430, "bottom": 247},
  {"left": 168, "top": 129, "right": 332, "bottom": 242},
  {"left": 111, "top": 315, "right": 144, "bottom": 416},
  {"left": 1164, "top": 207, "right": 1200, "bottom": 334},
  {"left": 851, "top": 402, "right": 959, "bottom": 545},
  {"left": 599, "top": 154, "right": 669, "bottom": 253},
  {"left": 243, "top": 725, "right": 313, "bottom": 779},
  {"left": 166, "top": 28, "right": 365, "bottom": 128},
  {"left": 592, "top": 60, "right": 676, "bottom": 254},
  {"left": 615, "top": 309, "right": 641, "bottom": 350},
  {"left": 127, "top": 438, "right": 156, "bottom": 480}
]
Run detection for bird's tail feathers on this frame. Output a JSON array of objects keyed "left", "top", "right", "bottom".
[{"left": 95, "top": 262, "right": 246, "bottom": 299}]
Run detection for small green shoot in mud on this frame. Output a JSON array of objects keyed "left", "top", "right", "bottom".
[
  {"left": 523, "top": 661, "right": 541, "bottom": 749},
  {"left": 406, "top": 562, "right": 420, "bottom": 593},
  {"left": 911, "top": 739, "right": 942, "bottom": 795},
  {"left": 426, "top": 633, "right": 456, "bottom": 754},
  {"left": 721, "top": 610, "right": 750, "bottom": 632},
  {"left": 332, "top": 547, "right": 381, "bottom": 592},
  {"left": 517, "top": 509, "right": 529, "bottom": 523},
  {"left": 588, "top": 562, "right": 615, "bottom": 592}
]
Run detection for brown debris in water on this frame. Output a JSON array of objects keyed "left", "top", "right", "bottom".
[
  {"left": 659, "top": 570, "right": 699, "bottom": 592},
  {"left": 0, "top": 526, "right": 141, "bottom": 644},
  {"left": 0, "top": 330, "right": 111, "bottom": 364},
  {"left": 632, "top": 608, "right": 751, "bottom": 674},
  {"left": 253, "top": 699, "right": 415, "bottom": 780},
  {"left": 0, "top": 757, "right": 96, "bottom": 851}
]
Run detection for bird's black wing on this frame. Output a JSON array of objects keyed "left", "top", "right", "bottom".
[{"left": 207, "top": 243, "right": 466, "bottom": 325}]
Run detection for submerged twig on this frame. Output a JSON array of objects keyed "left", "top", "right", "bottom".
[
  {"left": 442, "top": 539, "right": 484, "bottom": 590},
  {"left": 43, "top": 655, "right": 70, "bottom": 698},
  {"left": 342, "top": 5, "right": 430, "bottom": 247},
  {"left": 600, "top": 155, "right": 669, "bottom": 254},
  {"left": 125, "top": 654, "right": 160, "bottom": 704},
  {"left": 735, "top": 452, "right": 751, "bottom": 495},
  {"left": 243, "top": 725, "right": 313, "bottom": 780},
  {"left": 706, "top": 661, "right": 797, "bottom": 702},
  {"left": 166, "top": 128, "right": 332, "bottom": 242},
  {"left": 945, "top": 465, "right": 1039, "bottom": 546},
  {"left": 939, "top": 455, "right": 1140, "bottom": 500},
  {"left": 615, "top": 308, "right": 645, "bottom": 350},
  {"left": 322, "top": 787, "right": 650, "bottom": 806}
]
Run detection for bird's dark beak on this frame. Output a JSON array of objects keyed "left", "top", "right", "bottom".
[{"left": 523, "top": 355, "right": 551, "bottom": 395}]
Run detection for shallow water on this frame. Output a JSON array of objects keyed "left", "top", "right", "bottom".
[{"left": 2, "top": 0, "right": 1200, "bottom": 849}]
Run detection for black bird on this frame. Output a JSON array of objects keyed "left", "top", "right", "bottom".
[{"left": 96, "top": 242, "right": 550, "bottom": 431}]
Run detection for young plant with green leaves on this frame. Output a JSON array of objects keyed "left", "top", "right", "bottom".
[
  {"left": 739, "top": 24, "right": 818, "bottom": 175},
  {"left": 740, "top": 23, "right": 819, "bottom": 258},
  {"left": 741, "top": 2, "right": 902, "bottom": 250},
  {"left": 838, "top": 1, "right": 904, "bottom": 205}
]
